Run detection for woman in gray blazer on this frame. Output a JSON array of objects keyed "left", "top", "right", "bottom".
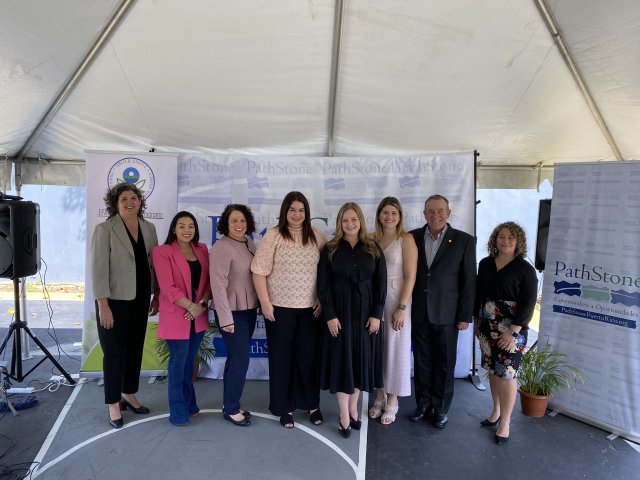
[{"left": 91, "top": 183, "right": 159, "bottom": 429}]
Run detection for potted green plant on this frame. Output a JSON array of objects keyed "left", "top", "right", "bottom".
[
  {"left": 517, "top": 341, "right": 585, "bottom": 417},
  {"left": 154, "top": 321, "right": 218, "bottom": 380}
]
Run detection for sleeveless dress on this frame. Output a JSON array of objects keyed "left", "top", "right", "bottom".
[{"left": 381, "top": 237, "right": 412, "bottom": 397}]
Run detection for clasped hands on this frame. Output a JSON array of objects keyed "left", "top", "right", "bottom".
[
  {"left": 184, "top": 302, "right": 205, "bottom": 321},
  {"left": 327, "top": 317, "right": 380, "bottom": 337}
]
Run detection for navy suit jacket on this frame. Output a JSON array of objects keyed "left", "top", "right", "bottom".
[{"left": 409, "top": 224, "right": 476, "bottom": 326}]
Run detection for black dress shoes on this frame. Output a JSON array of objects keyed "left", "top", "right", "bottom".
[
  {"left": 109, "top": 416, "right": 123, "bottom": 429},
  {"left": 433, "top": 413, "right": 448, "bottom": 429},
  {"left": 409, "top": 406, "right": 431, "bottom": 422},
  {"left": 350, "top": 417, "right": 362, "bottom": 430},
  {"left": 120, "top": 397, "right": 150, "bottom": 414},
  {"left": 338, "top": 422, "right": 352, "bottom": 438},
  {"left": 495, "top": 434, "right": 509, "bottom": 445},
  {"left": 224, "top": 413, "right": 251, "bottom": 427},
  {"left": 480, "top": 417, "right": 500, "bottom": 427}
]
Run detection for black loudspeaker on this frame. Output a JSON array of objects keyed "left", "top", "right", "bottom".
[
  {"left": 535, "top": 199, "right": 551, "bottom": 271},
  {"left": 0, "top": 200, "right": 41, "bottom": 279}
]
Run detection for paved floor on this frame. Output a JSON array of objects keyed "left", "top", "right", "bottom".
[{"left": 0, "top": 302, "right": 639, "bottom": 480}]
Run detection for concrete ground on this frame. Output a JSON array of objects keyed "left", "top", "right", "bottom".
[{"left": 0, "top": 291, "right": 638, "bottom": 479}]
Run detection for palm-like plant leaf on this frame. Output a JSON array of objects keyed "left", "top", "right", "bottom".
[
  {"left": 154, "top": 321, "right": 218, "bottom": 370},
  {"left": 518, "top": 342, "right": 585, "bottom": 396}
]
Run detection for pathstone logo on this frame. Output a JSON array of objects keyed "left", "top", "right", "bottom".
[
  {"left": 553, "top": 261, "right": 640, "bottom": 307},
  {"left": 550, "top": 260, "right": 639, "bottom": 329},
  {"left": 107, "top": 157, "right": 156, "bottom": 199}
]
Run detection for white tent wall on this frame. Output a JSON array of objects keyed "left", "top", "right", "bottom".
[{"left": 2, "top": 0, "right": 639, "bottom": 191}]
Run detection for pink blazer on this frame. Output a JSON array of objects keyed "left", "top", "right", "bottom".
[{"left": 152, "top": 242, "right": 211, "bottom": 340}]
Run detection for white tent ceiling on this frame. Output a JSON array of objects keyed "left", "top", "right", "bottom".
[{"left": 1, "top": 0, "right": 638, "bottom": 189}]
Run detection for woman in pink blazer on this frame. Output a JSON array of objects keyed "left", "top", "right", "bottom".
[{"left": 152, "top": 211, "right": 211, "bottom": 426}]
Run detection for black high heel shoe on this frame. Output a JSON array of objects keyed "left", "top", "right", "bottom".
[
  {"left": 338, "top": 421, "right": 352, "bottom": 438},
  {"left": 350, "top": 417, "right": 362, "bottom": 430},
  {"left": 480, "top": 416, "right": 500, "bottom": 427},
  {"left": 108, "top": 407, "right": 123, "bottom": 429},
  {"left": 309, "top": 408, "right": 323, "bottom": 425},
  {"left": 109, "top": 416, "right": 123, "bottom": 429},
  {"left": 120, "top": 397, "right": 150, "bottom": 414},
  {"left": 495, "top": 434, "right": 509, "bottom": 445}
]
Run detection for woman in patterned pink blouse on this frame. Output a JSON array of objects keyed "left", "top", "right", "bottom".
[{"left": 251, "top": 191, "right": 326, "bottom": 429}]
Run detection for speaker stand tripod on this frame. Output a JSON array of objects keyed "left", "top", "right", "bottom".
[
  {"left": 0, "top": 278, "right": 76, "bottom": 385},
  {"left": 468, "top": 333, "right": 486, "bottom": 391}
]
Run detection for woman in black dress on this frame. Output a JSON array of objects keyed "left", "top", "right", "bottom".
[
  {"left": 475, "top": 221, "right": 537, "bottom": 444},
  {"left": 318, "top": 202, "right": 387, "bottom": 438}
]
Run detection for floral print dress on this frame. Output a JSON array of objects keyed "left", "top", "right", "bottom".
[
  {"left": 478, "top": 299, "right": 527, "bottom": 379},
  {"left": 475, "top": 256, "right": 538, "bottom": 380}
]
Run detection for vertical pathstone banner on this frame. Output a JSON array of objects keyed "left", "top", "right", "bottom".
[{"left": 540, "top": 160, "right": 640, "bottom": 442}]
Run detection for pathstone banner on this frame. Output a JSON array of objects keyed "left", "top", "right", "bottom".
[
  {"left": 540, "top": 161, "right": 640, "bottom": 442},
  {"left": 176, "top": 154, "right": 476, "bottom": 380},
  {"left": 82, "top": 152, "right": 178, "bottom": 374}
]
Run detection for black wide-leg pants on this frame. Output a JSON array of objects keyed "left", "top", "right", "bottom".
[{"left": 265, "top": 306, "right": 321, "bottom": 416}]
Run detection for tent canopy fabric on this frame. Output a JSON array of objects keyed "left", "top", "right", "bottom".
[{"left": 1, "top": 0, "right": 638, "bottom": 188}]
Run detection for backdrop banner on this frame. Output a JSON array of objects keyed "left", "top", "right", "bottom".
[
  {"left": 175, "top": 153, "right": 476, "bottom": 380},
  {"left": 540, "top": 161, "right": 640, "bottom": 442},
  {"left": 81, "top": 152, "right": 178, "bottom": 373}
]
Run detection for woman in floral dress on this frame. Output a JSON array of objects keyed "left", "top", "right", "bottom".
[{"left": 475, "top": 221, "right": 537, "bottom": 445}]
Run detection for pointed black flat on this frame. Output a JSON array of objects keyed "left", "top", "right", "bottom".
[
  {"left": 224, "top": 413, "right": 251, "bottom": 427},
  {"left": 480, "top": 417, "right": 500, "bottom": 427},
  {"left": 120, "top": 397, "right": 150, "bottom": 414}
]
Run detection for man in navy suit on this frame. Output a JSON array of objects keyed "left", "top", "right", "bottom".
[{"left": 409, "top": 195, "right": 476, "bottom": 429}]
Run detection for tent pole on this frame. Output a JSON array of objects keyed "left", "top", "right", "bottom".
[
  {"left": 469, "top": 150, "right": 486, "bottom": 391},
  {"left": 326, "top": 0, "right": 346, "bottom": 157},
  {"left": 13, "top": 0, "right": 138, "bottom": 191},
  {"left": 534, "top": 0, "right": 623, "bottom": 161}
]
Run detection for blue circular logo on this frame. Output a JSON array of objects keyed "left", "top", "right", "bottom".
[
  {"left": 107, "top": 158, "right": 155, "bottom": 199},
  {"left": 123, "top": 168, "right": 140, "bottom": 183}
]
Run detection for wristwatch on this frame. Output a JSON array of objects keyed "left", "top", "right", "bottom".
[
  {"left": 199, "top": 300, "right": 208, "bottom": 309},
  {"left": 398, "top": 304, "right": 407, "bottom": 311}
]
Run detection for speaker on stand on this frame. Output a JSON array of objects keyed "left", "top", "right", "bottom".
[
  {"left": 0, "top": 200, "right": 41, "bottom": 279},
  {"left": 0, "top": 197, "right": 75, "bottom": 385}
]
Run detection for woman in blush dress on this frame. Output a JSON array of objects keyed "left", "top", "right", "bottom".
[
  {"left": 475, "top": 221, "right": 537, "bottom": 445},
  {"left": 369, "top": 197, "right": 417, "bottom": 425},
  {"left": 318, "top": 202, "right": 387, "bottom": 438}
]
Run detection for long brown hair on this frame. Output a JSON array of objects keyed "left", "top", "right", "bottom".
[
  {"left": 327, "top": 202, "right": 380, "bottom": 260},
  {"left": 374, "top": 196, "right": 405, "bottom": 242},
  {"left": 277, "top": 191, "right": 318, "bottom": 246}
]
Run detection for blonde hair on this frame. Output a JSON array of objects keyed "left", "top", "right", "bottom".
[{"left": 327, "top": 202, "right": 380, "bottom": 260}]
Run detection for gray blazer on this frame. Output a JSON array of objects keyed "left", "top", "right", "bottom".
[{"left": 91, "top": 215, "right": 158, "bottom": 301}]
